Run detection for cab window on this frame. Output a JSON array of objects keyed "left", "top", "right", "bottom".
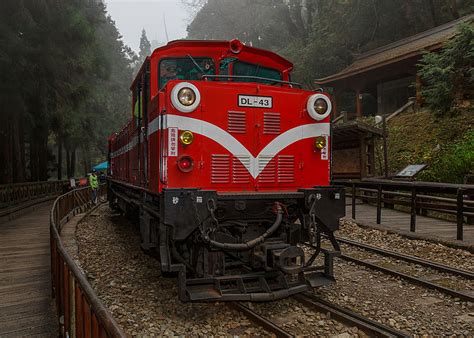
[
  {"left": 220, "top": 58, "right": 282, "bottom": 85},
  {"left": 159, "top": 57, "right": 215, "bottom": 89}
]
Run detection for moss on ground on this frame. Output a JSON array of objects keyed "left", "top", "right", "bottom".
[{"left": 374, "top": 108, "right": 473, "bottom": 183}]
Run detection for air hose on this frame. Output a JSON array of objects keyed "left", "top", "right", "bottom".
[{"left": 203, "top": 203, "right": 283, "bottom": 252}]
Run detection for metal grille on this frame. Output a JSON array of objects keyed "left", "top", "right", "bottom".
[
  {"left": 263, "top": 112, "right": 280, "bottom": 134},
  {"left": 228, "top": 111, "right": 246, "bottom": 134},
  {"left": 232, "top": 156, "right": 251, "bottom": 184},
  {"left": 258, "top": 156, "right": 276, "bottom": 183},
  {"left": 278, "top": 155, "right": 295, "bottom": 183},
  {"left": 211, "top": 154, "right": 230, "bottom": 184}
]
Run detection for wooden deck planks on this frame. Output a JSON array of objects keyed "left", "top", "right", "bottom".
[
  {"left": 346, "top": 200, "right": 474, "bottom": 245},
  {"left": 0, "top": 203, "right": 57, "bottom": 337}
]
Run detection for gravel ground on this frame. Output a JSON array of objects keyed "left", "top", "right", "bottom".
[
  {"left": 339, "top": 244, "right": 474, "bottom": 293},
  {"left": 72, "top": 206, "right": 474, "bottom": 336},
  {"left": 338, "top": 219, "right": 474, "bottom": 272},
  {"left": 75, "top": 206, "right": 269, "bottom": 336},
  {"left": 246, "top": 298, "right": 366, "bottom": 337},
  {"left": 311, "top": 255, "right": 474, "bottom": 336}
]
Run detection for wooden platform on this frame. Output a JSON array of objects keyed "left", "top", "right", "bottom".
[
  {"left": 346, "top": 200, "right": 474, "bottom": 245},
  {"left": 0, "top": 203, "right": 57, "bottom": 337}
]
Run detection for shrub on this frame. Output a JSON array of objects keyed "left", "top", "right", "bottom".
[{"left": 418, "top": 23, "right": 474, "bottom": 116}]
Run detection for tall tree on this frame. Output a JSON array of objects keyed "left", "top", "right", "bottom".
[{"left": 139, "top": 29, "right": 151, "bottom": 63}]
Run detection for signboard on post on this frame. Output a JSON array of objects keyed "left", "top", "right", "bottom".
[{"left": 395, "top": 164, "right": 427, "bottom": 178}]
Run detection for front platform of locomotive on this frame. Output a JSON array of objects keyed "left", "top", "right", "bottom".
[{"left": 152, "top": 40, "right": 345, "bottom": 302}]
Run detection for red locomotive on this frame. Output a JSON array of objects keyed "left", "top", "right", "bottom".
[{"left": 108, "top": 39, "right": 345, "bottom": 302}]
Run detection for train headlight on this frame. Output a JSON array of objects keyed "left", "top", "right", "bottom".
[
  {"left": 307, "top": 94, "right": 332, "bottom": 121},
  {"left": 314, "top": 136, "right": 327, "bottom": 150},
  {"left": 177, "top": 156, "right": 194, "bottom": 172},
  {"left": 171, "top": 82, "right": 201, "bottom": 113},
  {"left": 180, "top": 130, "right": 194, "bottom": 145},
  {"left": 178, "top": 88, "right": 196, "bottom": 106}
]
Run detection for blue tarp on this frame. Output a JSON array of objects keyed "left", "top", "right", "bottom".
[{"left": 92, "top": 161, "right": 108, "bottom": 171}]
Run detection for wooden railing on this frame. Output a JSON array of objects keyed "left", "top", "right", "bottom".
[
  {"left": 0, "top": 180, "right": 69, "bottom": 208},
  {"left": 336, "top": 179, "right": 474, "bottom": 241},
  {"left": 50, "top": 185, "right": 125, "bottom": 337}
]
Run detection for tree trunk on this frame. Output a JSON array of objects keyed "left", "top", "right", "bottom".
[
  {"left": 449, "top": 0, "right": 459, "bottom": 18},
  {"left": 429, "top": 0, "right": 439, "bottom": 26},
  {"left": 57, "top": 133, "right": 62, "bottom": 180},
  {"left": 70, "top": 148, "right": 76, "bottom": 178},
  {"left": 66, "top": 149, "right": 71, "bottom": 178},
  {"left": 12, "top": 110, "right": 24, "bottom": 183}
]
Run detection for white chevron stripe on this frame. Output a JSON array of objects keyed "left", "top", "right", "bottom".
[{"left": 110, "top": 115, "right": 330, "bottom": 179}]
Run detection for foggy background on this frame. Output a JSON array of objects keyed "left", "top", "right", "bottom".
[{"left": 104, "top": 0, "right": 189, "bottom": 51}]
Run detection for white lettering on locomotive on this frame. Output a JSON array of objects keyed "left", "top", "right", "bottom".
[{"left": 168, "top": 127, "right": 178, "bottom": 157}]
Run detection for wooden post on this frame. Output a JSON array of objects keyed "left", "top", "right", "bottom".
[
  {"left": 382, "top": 115, "right": 389, "bottom": 178},
  {"left": 332, "top": 90, "right": 338, "bottom": 120},
  {"left": 410, "top": 187, "right": 416, "bottom": 232},
  {"left": 355, "top": 89, "right": 363, "bottom": 118},
  {"left": 415, "top": 74, "right": 423, "bottom": 107},
  {"left": 352, "top": 183, "right": 356, "bottom": 219},
  {"left": 376, "top": 185, "right": 382, "bottom": 224},
  {"left": 457, "top": 188, "right": 464, "bottom": 241}
]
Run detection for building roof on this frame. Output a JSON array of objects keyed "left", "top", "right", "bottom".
[
  {"left": 333, "top": 120, "right": 384, "bottom": 141},
  {"left": 316, "top": 14, "right": 474, "bottom": 85}
]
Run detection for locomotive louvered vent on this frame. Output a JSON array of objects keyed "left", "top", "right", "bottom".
[
  {"left": 278, "top": 155, "right": 295, "bottom": 183},
  {"left": 263, "top": 112, "right": 281, "bottom": 134},
  {"left": 258, "top": 156, "right": 276, "bottom": 183},
  {"left": 211, "top": 154, "right": 230, "bottom": 184},
  {"left": 228, "top": 111, "right": 246, "bottom": 134},
  {"left": 232, "top": 156, "right": 250, "bottom": 184}
]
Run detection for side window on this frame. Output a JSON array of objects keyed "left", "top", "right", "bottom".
[
  {"left": 159, "top": 57, "right": 215, "bottom": 89},
  {"left": 133, "top": 82, "right": 142, "bottom": 125}
]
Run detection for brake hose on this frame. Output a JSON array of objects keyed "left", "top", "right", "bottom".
[{"left": 203, "top": 204, "right": 283, "bottom": 251}]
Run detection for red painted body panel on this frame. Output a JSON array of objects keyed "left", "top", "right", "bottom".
[{"left": 109, "top": 40, "right": 332, "bottom": 195}]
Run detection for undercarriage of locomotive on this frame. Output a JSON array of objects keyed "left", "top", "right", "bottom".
[
  {"left": 155, "top": 188, "right": 346, "bottom": 302},
  {"left": 108, "top": 182, "right": 345, "bottom": 302}
]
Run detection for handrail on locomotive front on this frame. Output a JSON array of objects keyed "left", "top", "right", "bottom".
[
  {"left": 201, "top": 74, "right": 303, "bottom": 88},
  {"left": 50, "top": 185, "right": 125, "bottom": 337}
]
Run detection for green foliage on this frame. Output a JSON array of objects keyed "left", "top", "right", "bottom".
[
  {"left": 420, "top": 130, "right": 474, "bottom": 183},
  {"left": 0, "top": 0, "right": 133, "bottom": 182},
  {"left": 418, "top": 23, "right": 474, "bottom": 116},
  {"left": 139, "top": 29, "right": 151, "bottom": 63},
  {"left": 186, "top": 0, "right": 472, "bottom": 86},
  {"left": 381, "top": 109, "right": 473, "bottom": 184}
]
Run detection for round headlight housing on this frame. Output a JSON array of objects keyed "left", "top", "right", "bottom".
[
  {"left": 178, "top": 88, "right": 196, "bottom": 106},
  {"left": 307, "top": 94, "right": 332, "bottom": 121},
  {"left": 180, "top": 130, "right": 194, "bottom": 145},
  {"left": 171, "top": 82, "right": 201, "bottom": 113}
]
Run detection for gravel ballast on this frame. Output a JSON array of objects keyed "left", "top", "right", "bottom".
[{"left": 72, "top": 206, "right": 474, "bottom": 336}]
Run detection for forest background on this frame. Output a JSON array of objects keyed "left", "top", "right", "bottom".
[{"left": 0, "top": 0, "right": 472, "bottom": 184}]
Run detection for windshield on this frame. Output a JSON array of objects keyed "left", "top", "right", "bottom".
[
  {"left": 159, "top": 57, "right": 215, "bottom": 89},
  {"left": 220, "top": 58, "right": 282, "bottom": 84}
]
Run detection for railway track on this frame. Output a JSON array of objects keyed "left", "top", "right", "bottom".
[
  {"left": 335, "top": 236, "right": 474, "bottom": 302},
  {"left": 294, "top": 293, "right": 409, "bottom": 338},
  {"left": 232, "top": 294, "right": 409, "bottom": 337},
  {"left": 229, "top": 302, "right": 292, "bottom": 338}
]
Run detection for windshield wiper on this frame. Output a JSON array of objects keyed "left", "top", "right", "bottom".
[{"left": 187, "top": 54, "right": 205, "bottom": 74}]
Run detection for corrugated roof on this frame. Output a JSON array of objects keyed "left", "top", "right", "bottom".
[{"left": 315, "top": 14, "right": 474, "bottom": 85}]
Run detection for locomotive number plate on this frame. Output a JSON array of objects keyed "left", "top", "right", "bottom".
[{"left": 238, "top": 95, "right": 273, "bottom": 108}]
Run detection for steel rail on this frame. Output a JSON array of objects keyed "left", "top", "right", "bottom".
[
  {"left": 294, "top": 293, "right": 409, "bottom": 338},
  {"left": 336, "top": 236, "right": 474, "bottom": 279},
  {"left": 339, "top": 254, "right": 474, "bottom": 302},
  {"left": 229, "top": 302, "right": 293, "bottom": 338}
]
